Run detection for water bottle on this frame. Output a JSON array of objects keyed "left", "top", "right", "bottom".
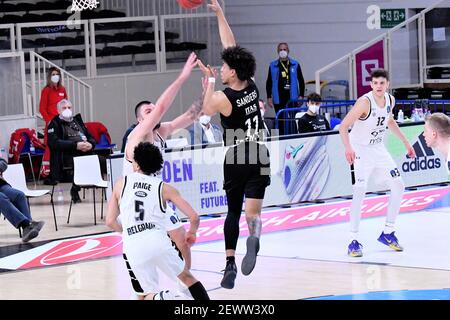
[
  {"left": 0, "top": 147, "right": 6, "bottom": 159},
  {"left": 29, "top": 142, "right": 35, "bottom": 153},
  {"left": 411, "top": 108, "right": 419, "bottom": 122},
  {"left": 57, "top": 188, "right": 64, "bottom": 203},
  {"left": 397, "top": 109, "right": 404, "bottom": 123},
  {"left": 417, "top": 107, "right": 424, "bottom": 121}
]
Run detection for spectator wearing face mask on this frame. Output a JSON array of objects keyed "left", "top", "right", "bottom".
[
  {"left": 47, "top": 99, "right": 96, "bottom": 203},
  {"left": 266, "top": 42, "right": 305, "bottom": 135},
  {"left": 297, "top": 93, "right": 330, "bottom": 134},
  {"left": 39, "top": 67, "right": 68, "bottom": 184},
  {"left": 189, "top": 112, "right": 223, "bottom": 145}
]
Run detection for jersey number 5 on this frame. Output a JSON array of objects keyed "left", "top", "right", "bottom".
[{"left": 135, "top": 200, "right": 145, "bottom": 221}]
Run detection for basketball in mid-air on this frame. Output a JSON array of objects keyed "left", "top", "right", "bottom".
[{"left": 177, "top": 0, "right": 203, "bottom": 9}]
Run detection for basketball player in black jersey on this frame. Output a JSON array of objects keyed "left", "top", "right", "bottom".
[{"left": 198, "top": 0, "right": 271, "bottom": 289}]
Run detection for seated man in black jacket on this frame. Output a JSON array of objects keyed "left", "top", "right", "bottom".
[
  {"left": 297, "top": 93, "right": 330, "bottom": 134},
  {"left": 47, "top": 99, "right": 96, "bottom": 203}
]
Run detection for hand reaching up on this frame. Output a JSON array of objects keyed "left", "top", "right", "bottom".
[{"left": 180, "top": 52, "right": 198, "bottom": 80}]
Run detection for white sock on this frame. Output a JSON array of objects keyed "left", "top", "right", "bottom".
[
  {"left": 385, "top": 178, "right": 405, "bottom": 232},
  {"left": 349, "top": 231, "right": 359, "bottom": 243},
  {"left": 384, "top": 223, "right": 395, "bottom": 234},
  {"left": 349, "top": 185, "right": 366, "bottom": 238}
]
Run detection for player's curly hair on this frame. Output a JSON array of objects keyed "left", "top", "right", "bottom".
[
  {"left": 221, "top": 45, "right": 256, "bottom": 81},
  {"left": 133, "top": 142, "right": 163, "bottom": 175}
]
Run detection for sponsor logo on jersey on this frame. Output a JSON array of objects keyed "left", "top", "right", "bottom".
[
  {"left": 134, "top": 191, "right": 147, "bottom": 198},
  {"left": 127, "top": 222, "right": 156, "bottom": 236},
  {"left": 170, "top": 215, "right": 179, "bottom": 224},
  {"left": 402, "top": 133, "right": 441, "bottom": 172}
]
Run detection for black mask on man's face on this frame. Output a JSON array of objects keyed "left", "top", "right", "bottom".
[{"left": 154, "top": 122, "right": 161, "bottom": 130}]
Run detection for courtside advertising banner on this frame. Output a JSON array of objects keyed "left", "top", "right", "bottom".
[{"left": 107, "top": 123, "right": 448, "bottom": 216}]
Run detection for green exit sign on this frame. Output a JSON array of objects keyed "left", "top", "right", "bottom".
[{"left": 381, "top": 9, "right": 406, "bottom": 28}]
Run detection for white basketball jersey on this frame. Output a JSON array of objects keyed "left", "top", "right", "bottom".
[
  {"left": 119, "top": 172, "right": 181, "bottom": 240},
  {"left": 122, "top": 131, "right": 167, "bottom": 177},
  {"left": 349, "top": 91, "right": 394, "bottom": 146}
]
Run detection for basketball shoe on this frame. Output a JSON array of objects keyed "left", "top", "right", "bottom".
[
  {"left": 377, "top": 231, "right": 403, "bottom": 251},
  {"left": 348, "top": 240, "right": 363, "bottom": 257},
  {"left": 241, "top": 236, "right": 260, "bottom": 276},
  {"left": 153, "top": 290, "right": 185, "bottom": 300},
  {"left": 220, "top": 260, "right": 237, "bottom": 289}
]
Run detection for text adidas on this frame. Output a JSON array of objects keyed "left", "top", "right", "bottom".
[{"left": 402, "top": 156, "right": 441, "bottom": 172}]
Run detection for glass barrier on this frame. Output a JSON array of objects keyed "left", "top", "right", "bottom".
[
  {"left": 0, "top": 25, "right": 15, "bottom": 52},
  {"left": 389, "top": 18, "right": 421, "bottom": 88},
  {"left": 161, "top": 13, "right": 221, "bottom": 71},
  {"left": 90, "top": 16, "right": 158, "bottom": 76},
  {"left": 17, "top": 20, "right": 90, "bottom": 77}
]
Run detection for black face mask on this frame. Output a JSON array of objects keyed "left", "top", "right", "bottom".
[{"left": 154, "top": 122, "right": 161, "bottom": 130}]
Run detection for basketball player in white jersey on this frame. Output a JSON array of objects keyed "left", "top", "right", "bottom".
[
  {"left": 197, "top": 0, "right": 271, "bottom": 289},
  {"left": 123, "top": 52, "right": 200, "bottom": 176},
  {"left": 107, "top": 142, "right": 209, "bottom": 300},
  {"left": 424, "top": 112, "right": 450, "bottom": 174},
  {"left": 121, "top": 53, "right": 201, "bottom": 274},
  {"left": 339, "top": 69, "right": 416, "bottom": 257}
]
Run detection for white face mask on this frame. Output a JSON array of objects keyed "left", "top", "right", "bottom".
[
  {"left": 61, "top": 108, "right": 73, "bottom": 120},
  {"left": 279, "top": 50, "right": 288, "bottom": 59},
  {"left": 51, "top": 75, "right": 60, "bottom": 84},
  {"left": 199, "top": 115, "right": 211, "bottom": 126},
  {"left": 308, "top": 104, "right": 320, "bottom": 114}
]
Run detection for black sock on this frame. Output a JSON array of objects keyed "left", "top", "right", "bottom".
[
  {"left": 226, "top": 256, "right": 235, "bottom": 264},
  {"left": 19, "top": 220, "right": 30, "bottom": 230},
  {"left": 188, "top": 281, "right": 210, "bottom": 300}
]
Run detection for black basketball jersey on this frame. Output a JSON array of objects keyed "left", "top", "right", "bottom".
[{"left": 221, "top": 81, "right": 263, "bottom": 146}]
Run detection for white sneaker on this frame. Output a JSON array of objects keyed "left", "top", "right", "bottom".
[{"left": 153, "top": 290, "right": 188, "bottom": 300}]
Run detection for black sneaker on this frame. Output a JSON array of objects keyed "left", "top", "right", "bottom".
[
  {"left": 241, "top": 236, "right": 260, "bottom": 276},
  {"left": 22, "top": 224, "right": 39, "bottom": 243},
  {"left": 43, "top": 179, "right": 58, "bottom": 186},
  {"left": 30, "top": 220, "right": 45, "bottom": 232},
  {"left": 70, "top": 188, "right": 82, "bottom": 203},
  {"left": 220, "top": 260, "right": 237, "bottom": 289}
]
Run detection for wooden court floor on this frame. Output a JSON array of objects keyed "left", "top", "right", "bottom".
[{"left": 1, "top": 183, "right": 450, "bottom": 300}]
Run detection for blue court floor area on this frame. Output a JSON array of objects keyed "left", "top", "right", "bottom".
[{"left": 307, "top": 288, "right": 450, "bottom": 300}]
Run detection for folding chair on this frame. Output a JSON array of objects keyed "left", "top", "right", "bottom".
[
  {"left": 67, "top": 155, "right": 108, "bottom": 225},
  {"left": 3, "top": 163, "right": 57, "bottom": 231}
]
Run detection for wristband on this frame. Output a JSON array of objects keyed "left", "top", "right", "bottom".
[{"left": 208, "top": 77, "right": 216, "bottom": 84}]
